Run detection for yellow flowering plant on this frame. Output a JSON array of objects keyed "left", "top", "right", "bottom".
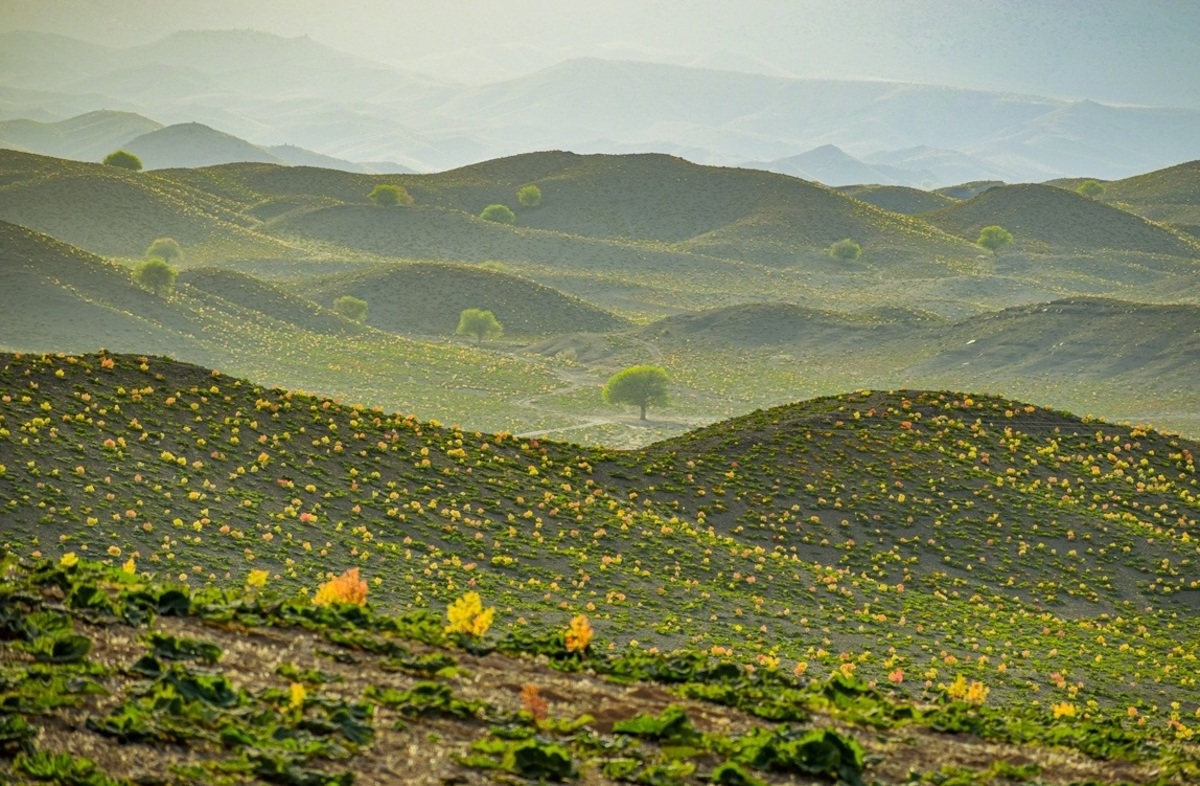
[
  {"left": 445, "top": 591, "right": 494, "bottom": 637},
  {"left": 312, "top": 568, "right": 368, "bottom": 607},
  {"left": 565, "top": 614, "right": 593, "bottom": 655}
]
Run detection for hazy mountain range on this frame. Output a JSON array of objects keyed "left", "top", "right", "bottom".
[{"left": 1, "top": 28, "right": 1198, "bottom": 182}]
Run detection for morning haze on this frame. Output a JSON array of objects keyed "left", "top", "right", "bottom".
[{"left": 1, "top": 2, "right": 1199, "bottom": 784}]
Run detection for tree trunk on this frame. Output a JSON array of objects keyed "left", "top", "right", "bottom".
[{"left": 639, "top": 403, "right": 647, "bottom": 420}]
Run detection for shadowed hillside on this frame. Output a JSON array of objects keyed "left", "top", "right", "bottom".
[
  {"left": 925, "top": 183, "right": 1200, "bottom": 256},
  {"left": 297, "top": 261, "right": 630, "bottom": 337}
]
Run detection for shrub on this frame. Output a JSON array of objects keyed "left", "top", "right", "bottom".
[
  {"left": 456, "top": 308, "right": 503, "bottom": 345},
  {"left": 103, "top": 150, "right": 142, "bottom": 171},
  {"left": 480, "top": 204, "right": 516, "bottom": 223},
  {"left": 517, "top": 183, "right": 542, "bottom": 208},
  {"left": 1076, "top": 179, "right": 1106, "bottom": 198},
  {"left": 332, "top": 295, "right": 368, "bottom": 322},
  {"left": 368, "top": 184, "right": 413, "bottom": 206},
  {"left": 132, "top": 258, "right": 176, "bottom": 297},
  {"left": 828, "top": 238, "right": 862, "bottom": 260},
  {"left": 146, "top": 237, "right": 182, "bottom": 264},
  {"left": 976, "top": 224, "right": 1013, "bottom": 253}
]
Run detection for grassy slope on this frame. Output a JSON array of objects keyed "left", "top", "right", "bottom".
[{"left": 1, "top": 353, "right": 1197, "bottom": 718}]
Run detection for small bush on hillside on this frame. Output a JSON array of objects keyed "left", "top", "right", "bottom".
[
  {"left": 1076, "top": 179, "right": 1106, "bottom": 199},
  {"left": 828, "top": 238, "right": 862, "bottom": 260},
  {"left": 456, "top": 308, "right": 503, "bottom": 345},
  {"left": 517, "top": 184, "right": 542, "bottom": 208},
  {"left": 103, "top": 150, "right": 142, "bottom": 171},
  {"left": 368, "top": 184, "right": 413, "bottom": 206},
  {"left": 480, "top": 204, "right": 516, "bottom": 224},
  {"left": 602, "top": 365, "right": 669, "bottom": 421},
  {"left": 332, "top": 295, "right": 369, "bottom": 322},
  {"left": 977, "top": 225, "right": 1014, "bottom": 253},
  {"left": 133, "top": 258, "right": 177, "bottom": 297},
  {"left": 146, "top": 237, "right": 182, "bottom": 264}
]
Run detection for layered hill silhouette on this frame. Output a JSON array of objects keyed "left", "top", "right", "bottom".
[
  {"left": 838, "top": 184, "right": 957, "bottom": 215},
  {"left": 0, "top": 110, "right": 161, "bottom": 161}
]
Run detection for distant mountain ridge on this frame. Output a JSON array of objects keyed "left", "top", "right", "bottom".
[{"left": 0, "top": 29, "right": 1197, "bottom": 181}]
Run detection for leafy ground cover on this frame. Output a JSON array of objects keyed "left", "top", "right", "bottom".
[{"left": 1, "top": 554, "right": 1196, "bottom": 785}]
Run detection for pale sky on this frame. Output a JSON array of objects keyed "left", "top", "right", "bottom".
[{"left": 2, "top": 0, "right": 1199, "bottom": 105}]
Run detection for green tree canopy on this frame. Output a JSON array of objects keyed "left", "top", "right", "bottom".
[
  {"left": 368, "top": 184, "right": 413, "bottom": 206},
  {"left": 517, "top": 183, "right": 542, "bottom": 208},
  {"left": 602, "top": 365, "right": 669, "bottom": 421},
  {"left": 103, "top": 150, "right": 142, "bottom": 171},
  {"left": 146, "top": 237, "right": 182, "bottom": 264},
  {"left": 133, "top": 258, "right": 176, "bottom": 297},
  {"left": 828, "top": 238, "right": 862, "bottom": 261},
  {"left": 455, "top": 308, "right": 503, "bottom": 345},
  {"left": 1076, "top": 179, "right": 1106, "bottom": 198},
  {"left": 332, "top": 295, "right": 368, "bottom": 322},
  {"left": 479, "top": 204, "right": 516, "bottom": 223},
  {"left": 976, "top": 225, "right": 1014, "bottom": 253}
]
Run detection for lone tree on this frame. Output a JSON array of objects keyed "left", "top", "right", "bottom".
[
  {"left": 977, "top": 225, "right": 1014, "bottom": 254},
  {"left": 1076, "top": 179, "right": 1106, "bottom": 199},
  {"left": 456, "top": 308, "right": 503, "bottom": 345},
  {"left": 828, "top": 238, "right": 862, "bottom": 260},
  {"left": 368, "top": 184, "right": 413, "bottom": 206},
  {"left": 602, "top": 365, "right": 669, "bottom": 421},
  {"left": 479, "top": 204, "right": 516, "bottom": 224},
  {"left": 517, "top": 183, "right": 542, "bottom": 208},
  {"left": 103, "top": 150, "right": 142, "bottom": 171},
  {"left": 133, "top": 258, "right": 176, "bottom": 297},
  {"left": 332, "top": 295, "right": 368, "bottom": 322},
  {"left": 146, "top": 237, "right": 182, "bottom": 264}
]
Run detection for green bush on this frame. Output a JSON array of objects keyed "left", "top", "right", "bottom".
[
  {"left": 132, "top": 258, "right": 177, "bottom": 297},
  {"left": 1076, "top": 179, "right": 1105, "bottom": 198},
  {"left": 828, "top": 238, "right": 862, "bottom": 260},
  {"left": 146, "top": 237, "right": 182, "bottom": 264},
  {"left": 332, "top": 295, "right": 369, "bottom": 322},
  {"left": 456, "top": 308, "right": 503, "bottom": 345},
  {"left": 517, "top": 184, "right": 542, "bottom": 208},
  {"left": 479, "top": 204, "right": 515, "bottom": 223},
  {"left": 976, "top": 225, "right": 1014, "bottom": 253},
  {"left": 368, "top": 184, "right": 413, "bottom": 206},
  {"left": 103, "top": 150, "right": 142, "bottom": 171}
]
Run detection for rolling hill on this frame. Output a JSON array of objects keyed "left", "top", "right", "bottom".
[
  {"left": 924, "top": 183, "right": 1200, "bottom": 257},
  {"left": 0, "top": 150, "right": 297, "bottom": 260},
  {"left": 296, "top": 261, "right": 630, "bottom": 337}
]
